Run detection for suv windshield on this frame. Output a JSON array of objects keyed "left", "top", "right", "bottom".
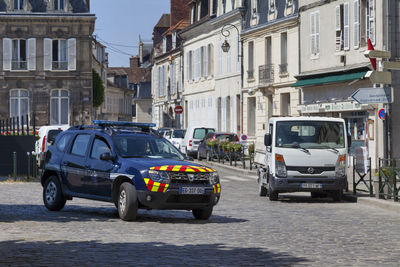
[
  {"left": 172, "top": 129, "right": 185, "bottom": 138},
  {"left": 112, "top": 135, "right": 184, "bottom": 160},
  {"left": 276, "top": 121, "right": 345, "bottom": 149}
]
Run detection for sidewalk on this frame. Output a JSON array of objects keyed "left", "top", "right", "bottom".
[{"left": 196, "top": 159, "right": 400, "bottom": 213}]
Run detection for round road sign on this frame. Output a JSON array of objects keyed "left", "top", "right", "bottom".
[
  {"left": 241, "top": 134, "right": 247, "bottom": 141},
  {"left": 378, "top": 108, "right": 386, "bottom": 120},
  {"left": 174, "top": 105, "right": 183, "bottom": 114}
]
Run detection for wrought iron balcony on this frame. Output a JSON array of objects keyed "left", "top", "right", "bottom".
[
  {"left": 259, "top": 64, "right": 274, "bottom": 85},
  {"left": 52, "top": 61, "right": 68, "bottom": 70},
  {"left": 279, "top": 63, "right": 288, "bottom": 75},
  {"left": 11, "top": 61, "right": 27, "bottom": 70}
]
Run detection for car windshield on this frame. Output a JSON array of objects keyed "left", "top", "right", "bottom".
[
  {"left": 275, "top": 121, "right": 345, "bottom": 149},
  {"left": 112, "top": 135, "right": 184, "bottom": 160},
  {"left": 172, "top": 130, "right": 185, "bottom": 138}
]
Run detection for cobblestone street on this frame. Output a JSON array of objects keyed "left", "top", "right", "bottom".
[{"left": 0, "top": 167, "right": 399, "bottom": 266}]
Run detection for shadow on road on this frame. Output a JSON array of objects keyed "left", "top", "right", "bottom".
[
  {"left": 277, "top": 194, "right": 356, "bottom": 204},
  {"left": 0, "top": 204, "right": 247, "bottom": 224},
  {"left": 0, "top": 240, "right": 310, "bottom": 266}
]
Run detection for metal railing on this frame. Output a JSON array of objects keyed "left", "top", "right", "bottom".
[
  {"left": 259, "top": 64, "right": 274, "bottom": 85},
  {"left": 52, "top": 61, "right": 68, "bottom": 70},
  {"left": 12, "top": 61, "right": 27, "bottom": 70},
  {"left": 378, "top": 158, "right": 400, "bottom": 201}
]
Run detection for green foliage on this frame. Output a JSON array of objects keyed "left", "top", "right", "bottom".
[
  {"left": 219, "top": 141, "right": 230, "bottom": 152},
  {"left": 248, "top": 143, "right": 255, "bottom": 156},
  {"left": 92, "top": 69, "right": 105, "bottom": 107},
  {"left": 206, "top": 138, "right": 218, "bottom": 148}
]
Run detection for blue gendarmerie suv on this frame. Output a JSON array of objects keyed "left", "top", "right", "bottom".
[{"left": 41, "top": 121, "right": 221, "bottom": 221}]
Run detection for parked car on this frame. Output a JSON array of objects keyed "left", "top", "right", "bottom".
[
  {"left": 197, "top": 132, "right": 240, "bottom": 160},
  {"left": 181, "top": 126, "right": 215, "bottom": 156},
  {"left": 167, "top": 129, "right": 186, "bottom": 150},
  {"left": 157, "top": 128, "right": 172, "bottom": 138},
  {"left": 41, "top": 121, "right": 221, "bottom": 221},
  {"left": 35, "top": 125, "right": 69, "bottom": 168}
]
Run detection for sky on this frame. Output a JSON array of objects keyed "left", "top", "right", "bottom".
[{"left": 91, "top": 0, "right": 170, "bottom": 67}]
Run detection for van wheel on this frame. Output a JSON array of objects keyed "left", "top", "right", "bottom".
[
  {"left": 43, "top": 176, "right": 66, "bottom": 211},
  {"left": 268, "top": 183, "right": 278, "bottom": 201},
  {"left": 118, "top": 182, "right": 138, "bottom": 221},
  {"left": 258, "top": 180, "right": 267, "bottom": 197},
  {"left": 192, "top": 206, "right": 213, "bottom": 220}
]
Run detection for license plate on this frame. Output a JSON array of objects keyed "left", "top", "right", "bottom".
[
  {"left": 301, "top": 183, "right": 322, "bottom": 189},
  {"left": 180, "top": 187, "right": 205, "bottom": 195}
]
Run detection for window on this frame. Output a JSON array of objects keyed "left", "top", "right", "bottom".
[
  {"left": 12, "top": 39, "right": 26, "bottom": 70},
  {"left": 54, "top": 0, "right": 65, "bottom": 11},
  {"left": 269, "top": 0, "right": 276, "bottom": 13},
  {"left": 248, "top": 41, "right": 254, "bottom": 78},
  {"left": 10, "top": 89, "right": 29, "bottom": 119},
  {"left": 310, "top": 11, "right": 320, "bottom": 56},
  {"left": 226, "top": 38, "right": 231, "bottom": 74},
  {"left": 354, "top": 0, "right": 360, "bottom": 48},
  {"left": 162, "top": 37, "right": 167, "bottom": 53},
  {"left": 287, "top": 0, "right": 293, "bottom": 7},
  {"left": 52, "top": 40, "right": 68, "bottom": 70},
  {"left": 14, "top": 0, "right": 24, "bottom": 10},
  {"left": 171, "top": 62, "right": 175, "bottom": 95},
  {"left": 90, "top": 138, "right": 112, "bottom": 160},
  {"left": 280, "top": 33, "right": 288, "bottom": 74},
  {"left": 204, "top": 46, "right": 208, "bottom": 77},
  {"left": 336, "top": 4, "right": 350, "bottom": 51},
  {"left": 231, "top": 0, "right": 235, "bottom": 10},
  {"left": 70, "top": 134, "right": 91, "bottom": 157},
  {"left": 251, "top": 0, "right": 258, "bottom": 18},
  {"left": 222, "top": 0, "right": 226, "bottom": 14},
  {"left": 56, "top": 134, "right": 72, "bottom": 152},
  {"left": 50, "top": 89, "right": 69, "bottom": 125},
  {"left": 207, "top": 44, "right": 214, "bottom": 76},
  {"left": 218, "top": 41, "right": 223, "bottom": 75},
  {"left": 366, "top": 0, "right": 375, "bottom": 45},
  {"left": 172, "top": 31, "right": 177, "bottom": 49},
  {"left": 189, "top": 51, "right": 194, "bottom": 80}
]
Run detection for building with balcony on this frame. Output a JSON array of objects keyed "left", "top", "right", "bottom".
[
  {"left": 241, "top": 0, "right": 300, "bottom": 148},
  {"left": 0, "top": 0, "right": 95, "bottom": 126}
]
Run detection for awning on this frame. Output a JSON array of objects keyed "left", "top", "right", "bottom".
[{"left": 292, "top": 71, "right": 367, "bottom": 87}]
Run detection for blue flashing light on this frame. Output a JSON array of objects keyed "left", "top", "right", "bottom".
[{"left": 93, "top": 120, "right": 156, "bottom": 128}]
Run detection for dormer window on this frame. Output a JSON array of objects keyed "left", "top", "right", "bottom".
[
  {"left": 162, "top": 36, "right": 167, "bottom": 53},
  {"left": 222, "top": 0, "right": 226, "bottom": 14},
  {"left": 269, "top": 0, "right": 276, "bottom": 13},
  {"left": 172, "top": 31, "right": 177, "bottom": 49},
  {"left": 251, "top": 0, "right": 258, "bottom": 18},
  {"left": 286, "top": 0, "right": 293, "bottom": 7},
  {"left": 54, "top": 0, "right": 65, "bottom": 11},
  {"left": 14, "top": 0, "right": 25, "bottom": 10}
]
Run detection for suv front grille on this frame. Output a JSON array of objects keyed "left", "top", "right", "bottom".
[{"left": 169, "top": 172, "right": 210, "bottom": 185}]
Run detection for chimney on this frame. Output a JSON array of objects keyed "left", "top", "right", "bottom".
[{"left": 130, "top": 56, "right": 140, "bottom": 69}]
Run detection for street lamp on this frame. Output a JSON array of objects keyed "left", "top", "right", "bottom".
[{"left": 221, "top": 24, "right": 241, "bottom": 61}]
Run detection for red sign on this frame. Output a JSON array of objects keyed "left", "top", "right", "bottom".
[
  {"left": 174, "top": 105, "right": 183, "bottom": 114},
  {"left": 367, "top": 38, "right": 377, "bottom": 70}
]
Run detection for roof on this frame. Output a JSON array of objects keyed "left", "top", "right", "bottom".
[
  {"left": 119, "top": 67, "right": 152, "bottom": 84},
  {"left": 162, "top": 19, "right": 190, "bottom": 36},
  {"left": 155, "top": 14, "right": 171, "bottom": 28},
  {"left": 107, "top": 68, "right": 128, "bottom": 76},
  {"left": 292, "top": 71, "right": 368, "bottom": 87}
]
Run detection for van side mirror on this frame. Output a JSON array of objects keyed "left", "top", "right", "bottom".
[
  {"left": 264, "top": 134, "right": 272, "bottom": 147},
  {"left": 100, "top": 152, "right": 114, "bottom": 161},
  {"left": 347, "top": 134, "right": 352, "bottom": 148},
  {"left": 47, "top": 135, "right": 56, "bottom": 144}
]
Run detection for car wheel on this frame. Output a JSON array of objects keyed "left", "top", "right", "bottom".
[
  {"left": 197, "top": 151, "right": 202, "bottom": 161},
  {"left": 258, "top": 179, "right": 267, "bottom": 197},
  {"left": 192, "top": 206, "right": 213, "bottom": 220},
  {"left": 332, "top": 189, "right": 343, "bottom": 202},
  {"left": 43, "top": 176, "right": 66, "bottom": 211},
  {"left": 118, "top": 182, "right": 138, "bottom": 221},
  {"left": 268, "top": 183, "right": 278, "bottom": 201}
]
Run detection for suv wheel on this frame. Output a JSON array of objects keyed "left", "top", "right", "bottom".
[
  {"left": 43, "top": 176, "right": 66, "bottom": 211},
  {"left": 118, "top": 182, "right": 138, "bottom": 221},
  {"left": 192, "top": 206, "right": 213, "bottom": 220}
]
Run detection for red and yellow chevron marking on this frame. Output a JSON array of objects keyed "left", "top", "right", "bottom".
[
  {"left": 150, "top": 165, "right": 215, "bottom": 173},
  {"left": 144, "top": 178, "right": 169, "bottom": 193},
  {"left": 213, "top": 183, "right": 221, "bottom": 194}
]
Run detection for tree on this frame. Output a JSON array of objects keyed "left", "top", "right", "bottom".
[{"left": 92, "top": 69, "right": 105, "bottom": 107}]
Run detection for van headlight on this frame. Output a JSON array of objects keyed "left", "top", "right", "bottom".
[
  {"left": 335, "top": 155, "right": 346, "bottom": 178},
  {"left": 275, "top": 154, "right": 287, "bottom": 178},
  {"left": 209, "top": 172, "right": 220, "bottom": 185},
  {"left": 148, "top": 170, "right": 171, "bottom": 184}
]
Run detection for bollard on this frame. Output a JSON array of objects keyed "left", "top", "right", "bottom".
[
  {"left": 27, "top": 152, "right": 30, "bottom": 181},
  {"left": 13, "top": 152, "right": 17, "bottom": 181}
]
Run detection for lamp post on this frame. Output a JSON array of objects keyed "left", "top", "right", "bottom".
[{"left": 221, "top": 24, "right": 241, "bottom": 61}]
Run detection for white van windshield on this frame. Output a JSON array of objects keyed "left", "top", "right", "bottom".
[
  {"left": 193, "top": 128, "right": 214, "bottom": 139},
  {"left": 275, "top": 121, "right": 345, "bottom": 149}
]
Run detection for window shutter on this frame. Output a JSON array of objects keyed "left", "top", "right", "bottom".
[
  {"left": 27, "top": 38, "right": 36, "bottom": 71},
  {"left": 315, "top": 12, "right": 320, "bottom": 54},
  {"left": 369, "top": 0, "right": 375, "bottom": 45},
  {"left": 171, "top": 62, "right": 175, "bottom": 95},
  {"left": 44, "top": 38, "right": 52, "bottom": 71},
  {"left": 354, "top": 0, "right": 359, "bottom": 48},
  {"left": 310, "top": 13, "right": 315, "bottom": 55},
  {"left": 227, "top": 38, "right": 231, "bottom": 74},
  {"left": 196, "top": 48, "right": 200, "bottom": 80},
  {"left": 68, "top": 38, "right": 76, "bottom": 71},
  {"left": 218, "top": 42, "right": 222, "bottom": 75},
  {"left": 3, "top": 38, "right": 12, "bottom": 71},
  {"left": 344, "top": 3, "right": 350, "bottom": 50},
  {"left": 204, "top": 46, "right": 209, "bottom": 77},
  {"left": 186, "top": 52, "right": 189, "bottom": 81},
  {"left": 237, "top": 35, "right": 241, "bottom": 72}
]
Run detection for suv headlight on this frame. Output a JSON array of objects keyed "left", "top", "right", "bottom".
[
  {"left": 209, "top": 172, "right": 220, "bottom": 185},
  {"left": 335, "top": 155, "right": 346, "bottom": 178},
  {"left": 275, "top": 154, "right": 287, "bottom": 178},
  {"left": 149, "top": 170, "right": 171, "bottom": 184}
]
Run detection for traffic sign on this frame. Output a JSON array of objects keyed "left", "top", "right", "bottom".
[
  {"left": 378, "top": 109, "right": 386, "bottom": 120},
  {"left": 383, "top": 61, "right": 400, "bottom": 70},
  {"left": 351, "top": 87, "right": 393, "bottom": 104},
  {"left": 363, "top": 50, "right": 391, "bottom": 59},
  {"left": 174, "top": 105, "right": 183, "bottom": 114},
  {"left": 241, "top": 134, "right": 247, "bottom": 141},
  {"left": 364, "top": 71, "right": 392, "bottom": 84}
]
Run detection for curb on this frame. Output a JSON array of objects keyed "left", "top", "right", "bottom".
[
  {"left": 194, "top": 160, "right": 257, "bottom": 176},
  {"left": 356, "top": 196, "right": 400, "bottom": 213}
]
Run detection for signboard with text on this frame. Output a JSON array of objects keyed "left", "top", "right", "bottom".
[{"left": 351, "top": 87, "right": 393, "bottom": 104}]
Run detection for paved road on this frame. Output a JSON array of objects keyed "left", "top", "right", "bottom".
[{"left": 0, "top": 167, "right": 399, "bottom": 266}]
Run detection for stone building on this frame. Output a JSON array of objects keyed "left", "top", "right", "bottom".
[{"left": 0, "top": 0, "right": 94, "bottom": 126}]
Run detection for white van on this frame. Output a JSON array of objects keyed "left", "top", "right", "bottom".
[
  {"left": 35, "top": 125, "right": 70, "bottom": 167},
  {"left": 257, "top": 117, "right": 350, "bottom": 201},
  {"left": 181, "top": 126, "right": 215, "bottom": 156}
]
